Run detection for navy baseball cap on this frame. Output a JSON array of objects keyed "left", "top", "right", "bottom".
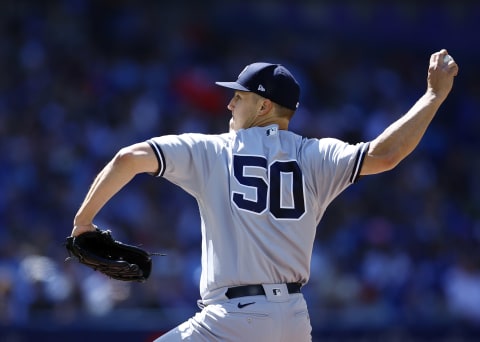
[{"left": 215, "top": 62, "right": 300, "bottom": 110}]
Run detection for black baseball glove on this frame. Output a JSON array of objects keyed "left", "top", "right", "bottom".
[{"left": 65, "top": 228, "right": 154, "bottom": 282}]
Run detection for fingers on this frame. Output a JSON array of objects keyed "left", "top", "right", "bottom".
[
  {"left": 426, "top": 49, "right": 459, "bottom": 99},
  {"left": 434, "top": 49, "right": 459, "bottom": 76}
]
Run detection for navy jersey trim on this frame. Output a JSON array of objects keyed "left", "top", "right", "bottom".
[
  {"left": 147, "top": 140, "right": 166, "bottom": 177},
  {"left": 350, "top": 142, "right": 370, "bottom": 183}
]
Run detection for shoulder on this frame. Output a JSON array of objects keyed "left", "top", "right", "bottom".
[
  {"left": 298, "top": 136, "right": 368, "bottom": 166},
  {"left": 151, "top": 132, "right": 233, "bottom": 147},
  {"left": 298, "top": 136, "right": 346, "bottom": 151}
]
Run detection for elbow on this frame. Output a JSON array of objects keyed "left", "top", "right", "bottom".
[
  {"left": 363, "top": 138, "right": 411, "bottom": 174},
  {"left": 378, "top": 153, "right": 401, "bottom": 172},
  {"left": 112, "top": 145, "right": 156, "bottom": 175},
  {"left": 379, "top": 144, "right": 414, "bottom": 171},
  {"left": 114, "top": 147, "right": 135, "bottom": 163},
  {"left": 363, "top": 149, "right": 404, "bottom": 175},
  {"left": 112, "top": 147, "right": 140, "bottom": 173}
]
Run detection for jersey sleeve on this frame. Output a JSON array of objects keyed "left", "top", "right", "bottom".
[
  {"left": 348, "top": 141, "right": 370, "bottom": 183},
  {"left": 302, "top": 138, "right": 369, "bottom": 208},
  {"left": 147, "top": 133, "right": 225, "bottom": 197}
]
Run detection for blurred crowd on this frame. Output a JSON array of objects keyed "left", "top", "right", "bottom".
[{"left": 1, "top": 0, "right": 480, "bottom": 337}]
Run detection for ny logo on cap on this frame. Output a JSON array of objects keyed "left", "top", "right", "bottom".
[{"left": 258, "top": 84, "right": 266, "bottom": 92}]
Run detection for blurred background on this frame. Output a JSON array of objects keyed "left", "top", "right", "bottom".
[{"left": 1, "top": 0, "right": 479, "bottom": 341}]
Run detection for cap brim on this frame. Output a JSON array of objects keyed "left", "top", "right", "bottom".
[{"left": 215, "top": 81, "right": 249, "bottom": 91}]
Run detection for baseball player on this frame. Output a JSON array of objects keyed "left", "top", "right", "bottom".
[{"left": 71, "top": 49, "right": 458, "bottom": 341}]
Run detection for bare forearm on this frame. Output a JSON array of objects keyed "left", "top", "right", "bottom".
[
  {"left": 73, "top": 155, "right": 137, "bottom": 227},
  {"left": 71, "top": 143, "right": 158, "bottom": 236},
  {"left": 360, "top": 49, "right": 458, "bottom": 175},
  {"left": 367, "top": 91, "right": 443, "bottom": 171}
]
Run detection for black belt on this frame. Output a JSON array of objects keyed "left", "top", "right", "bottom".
[{"left": 225, "top": 283, "right": 302, "bottom": 299}]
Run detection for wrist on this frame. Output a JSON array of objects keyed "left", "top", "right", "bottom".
[
  {"left": 73, "top": 213, "right": 93, "bottom": 226},
  {"left": 71, "top": 223, "right": 97, "bottom": 237},
  {"left": 425, "top": 88, "right": 448, "bottom": 103}
]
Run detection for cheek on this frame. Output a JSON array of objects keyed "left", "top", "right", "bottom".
[{"left": 234, "top": 103, "right": 256, "bottom": 127}]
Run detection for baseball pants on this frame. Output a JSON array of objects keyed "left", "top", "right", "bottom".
[{"left": 154, "top": 287, "right": 312, "bottom": 341}]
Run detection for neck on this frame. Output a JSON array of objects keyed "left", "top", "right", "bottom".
[{"left": 254, "top": 117, "right": 289, "bottom": 130}]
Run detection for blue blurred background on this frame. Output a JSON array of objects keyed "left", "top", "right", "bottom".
[{"left": 1, "top": 0, "right": 479, "bottom": 341}]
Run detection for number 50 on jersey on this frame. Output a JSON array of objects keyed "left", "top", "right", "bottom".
[{"left": 232, "top": 155, "right": 306, "bottom": 220}]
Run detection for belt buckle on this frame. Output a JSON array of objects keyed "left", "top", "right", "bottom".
[{"left": 262, "top": 284, "right": 289, "bottom": 302}]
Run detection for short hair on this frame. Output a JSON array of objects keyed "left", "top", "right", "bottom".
[{"left": 273, "top": 102, "right": 296, "bottom": 120}]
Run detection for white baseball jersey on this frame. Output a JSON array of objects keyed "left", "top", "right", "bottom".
[{"left": 148, "top": 124, "right": 369, "bottom": 304}]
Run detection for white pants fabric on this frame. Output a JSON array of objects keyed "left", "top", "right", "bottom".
[{"left": 154, "top": 293, "right": 312, "bottom": 341}]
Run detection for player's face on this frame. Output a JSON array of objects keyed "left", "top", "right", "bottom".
[{"left": 227, "top": 91, "right": 262, "bottom": 131}]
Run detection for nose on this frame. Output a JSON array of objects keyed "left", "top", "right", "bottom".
[{"left": 227, "top": 97, "right": 235, "bottom": 111}]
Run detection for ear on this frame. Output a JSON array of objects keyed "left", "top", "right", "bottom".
[{"left": 258, "top": 99, "right": 273, "bottom": 115}]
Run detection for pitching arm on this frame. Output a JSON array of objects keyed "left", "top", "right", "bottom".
[
  {"left": 72, "top": 142, "right": 159, "bottom": 237},
  {"left": 360, "top": 49, "right": 459, "bottom": 176}
]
